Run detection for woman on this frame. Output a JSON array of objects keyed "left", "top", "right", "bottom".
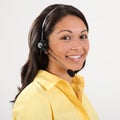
[{"left": 12, "top": 4, "right": 99, "bottom": 120}]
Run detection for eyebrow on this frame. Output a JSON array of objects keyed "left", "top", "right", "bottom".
[
  {"left": 57, "top": 30, "right": 72, "bottom": 34},
  {"left": 81, "top": 30, "right": 88, "bottom": 33},
  {"left": 57, "top": 29, "right": 88, "bottom": 34}
]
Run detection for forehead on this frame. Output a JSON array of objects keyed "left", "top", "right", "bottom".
[{"left": 53, "top": 15, "right": 87, "bottom": 31}]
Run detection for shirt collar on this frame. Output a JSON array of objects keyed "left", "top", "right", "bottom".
[
  {"left": 34, "top": 70, "right": 61, "bottom": 90},
  {"left": 34, "top": 70, "right": 85, "bottom": 90}
]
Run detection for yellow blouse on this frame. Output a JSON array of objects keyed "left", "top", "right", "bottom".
[{"left": 12, "top": 70, "right": 99, "bottom": 120}]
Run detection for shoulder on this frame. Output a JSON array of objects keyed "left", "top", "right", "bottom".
[
  {"left": 16, "top": 80, "right": 45, "bottom": 101},
  {"left": 12, "top": 81, "right": 52, "bottom": 120},
  {"left": 14, "top": 80, "right": 50, "bottom": 107}
]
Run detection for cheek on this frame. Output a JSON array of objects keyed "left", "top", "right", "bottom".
[
  {"left": 55, "top": 45, "right": 69, "bottom": 55},
  {"left": 85, "top": 41, "right": 90, "bottom": 53},
  {"left": 49, "top": 40, "right": 70, "bottom": 54}
]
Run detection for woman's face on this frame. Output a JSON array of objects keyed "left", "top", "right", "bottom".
[{"left": 47, "top": 15, "right": 89, "bottom": 75}]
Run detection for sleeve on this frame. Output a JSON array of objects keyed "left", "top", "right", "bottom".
[{"left": 12, "top": 92, "right": 53, "bottom": 120}]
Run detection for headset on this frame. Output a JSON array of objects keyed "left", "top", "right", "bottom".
[
  {"left": 37, "top": 6, "right": 59, "bottom": 51},
  {"left": 37, "top": 6, "right": 75, "bottom": 77}
]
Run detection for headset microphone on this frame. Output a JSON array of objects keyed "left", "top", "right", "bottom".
[
  {"left": 48, "top": 51, "right": 75, "bottom": 77},
  {"left": 67, "top": 69, "right": 75, "bottom": 77},
  {"left": 38, "top": 42, "right": 75, "bottom": 77}
]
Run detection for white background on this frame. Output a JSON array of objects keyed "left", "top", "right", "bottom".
[{"left": 0, "top": 0, "right": 120, "bottom": 120}]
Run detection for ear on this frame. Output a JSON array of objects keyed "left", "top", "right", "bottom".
[{"left": 45, "top": 50, "right": 48, "bottom": 54}]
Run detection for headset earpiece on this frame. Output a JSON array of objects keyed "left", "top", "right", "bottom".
[
  {"left": 37, "top": 42, "right": 43, "bottom": 49},
  {"left": 37, "top": 41, "right": 48, "bottom": 52}
]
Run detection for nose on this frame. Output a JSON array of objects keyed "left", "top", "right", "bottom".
[{"left": 71, "top": 39, "right": 84, "bottom": 51}]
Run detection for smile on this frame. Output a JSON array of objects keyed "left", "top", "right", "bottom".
[
  {"left": 67, "top": 55, "right": 81, "bottom": 59},
  {"left": 66, "top": 55, "right": 82, "bottom": 62}
]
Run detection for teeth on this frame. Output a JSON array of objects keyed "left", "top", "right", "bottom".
[{"left": 68, "top": 55, "right": 81, "bottom": 59}]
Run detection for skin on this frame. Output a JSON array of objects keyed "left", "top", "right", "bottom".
[{"left": 46, "top": 15, "right": 89, "bottom": 82}]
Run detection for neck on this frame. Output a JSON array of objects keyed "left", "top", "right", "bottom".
[{"left": 46, "top": 67, "right": 73, "bottom": 83}]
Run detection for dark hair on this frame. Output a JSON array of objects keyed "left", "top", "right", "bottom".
[{"left": 13, "top": 4, "right": 89, "bottom": 102}]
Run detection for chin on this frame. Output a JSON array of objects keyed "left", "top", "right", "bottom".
[
  {"left": 73, "top": 66, "right": 82, "bottom": 71},
  {"left": 68, "top": 60, "right": 86, "bottom": 72},
  {"left": 73, "top": 61, "right": 86, "bottom": 72}
]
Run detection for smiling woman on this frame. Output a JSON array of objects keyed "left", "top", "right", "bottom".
[
  {"left": 12, "top": 4, "right": 99, "bottom": 120},
  {"left": 48, "top": 15, "right": 89, "bottom": 81}
]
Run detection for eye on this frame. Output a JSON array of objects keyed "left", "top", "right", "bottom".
[
  {"left": 60, "top": 36, "right": 71, "bottom": 40},
  {"left": 80, "top": 34, "right": 88, "bottom": 40}
]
